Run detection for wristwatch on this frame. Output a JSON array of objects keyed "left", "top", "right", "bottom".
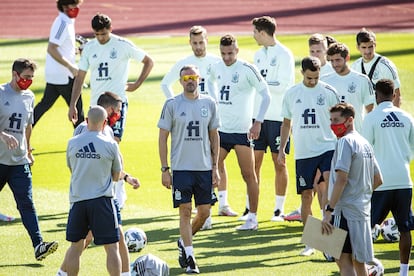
[
  {"left": 161, "top": 166, "right": 170, "bottom": 172},
  {"left": 325, "top": 204, "right": 334, "bottom": 213}
]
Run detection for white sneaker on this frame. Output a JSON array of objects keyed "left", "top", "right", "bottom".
[
  {"left": 270, "top": 209, "right": 284, "bottom": 222},
  {"left": 236, "top": 218, "right": 258, "bottom": 231},
  {"left": 218, "top": 205, "right": 238, "bottom": 217},
  {"left": 299, "top": 245, "right": 315, "bottom": 256},
  {"left": 200, "top": 216, "right": 212, "bottom": 230},
  {"left": 238, "top": 208, "right": 249, "bottom": 221}
]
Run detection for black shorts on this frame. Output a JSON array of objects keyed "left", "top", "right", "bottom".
[
  {"left": 219, "top": 132, "right": 251, "bottom": 152},
  {"left": 66, "top": 197, "right": 120, "bottom": 245},
  {"left": 371, "top": 188, "right": 412, "bottom": 233},
  {"left": 295, "top": 150, "right": 334, "bottom": 194},
  {"left": 172, "top": 171, "right": 213, "bottom": 208},
  {"left": 253, "top": 120, "right": 290, "bottom": 154}
]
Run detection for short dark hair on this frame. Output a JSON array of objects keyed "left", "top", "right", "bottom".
[
  {"left": 375, "top": 79, "right": 394, "bottom": 98},
  {"left": 12, "top": 58, "right": 37, "bottom": 74},
  {"left": 252, "top": 16, "right": 276, "bottom": 36},
  {"left": 356, "top": 28, "right": 376, "bottom": 45},
  {"left": 220, "top": 34, "right": 237, "bottom": 47},
  {"left": 301, "top": 56, "right": 321, "bottom": 72},
  {"left": 97, "top": 91, "right": 122, "bottom": 109},
  {"left": 56, "top": 0, "right": 82, "bottom": 12},
  {"left": 91, "top": 13, "right": 112, "bottom": 31},
  {"left": 327, "top": 42, "right": 349, "bottom": 59},
  {"left": 179, "top": 65, "right": 199, "bottom": 77},
  {"left": 330, "top": 102, "right": 355, "bottom": 119}
]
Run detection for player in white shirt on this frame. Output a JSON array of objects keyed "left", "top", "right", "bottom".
[
  {"left": 208, "top": 34, "right": 271, "bottom": 230},
  {"left": 243, "top": 16, "right": 294, "bottom": 222},
  {"left": 351, "top": 28, "right": 401, "bottom": 107},
  {"left": 69, "top": 13, "right": 154, "bottom": 142},
  {"left": 278, "top": 56, "right": 339, "bottom": 256},
  {"left": 161, "top": 25, "right": 221, "bottom": 100},
  {"left": 34, "top": 0, "right": 85, "bottom": 128},
  {"left": 308, "top": 33, "right": 335, "bottom": 77},
  {"left": 323, "top": 42, "right": 375, "bottom": 132},
  {"left": 362, "top": 79, "right": 414, "bottom": 276}
]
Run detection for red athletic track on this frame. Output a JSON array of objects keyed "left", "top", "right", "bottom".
[{"left": 1, "top": 0, "right": 413, "bottom": 38}]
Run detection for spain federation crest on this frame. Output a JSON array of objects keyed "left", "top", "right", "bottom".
[
  {"left": 316, "top": 94, "right": 326, "bottom": 106},
  {"left": 200, "top": 107, "right": 208, "bottom": 117}
]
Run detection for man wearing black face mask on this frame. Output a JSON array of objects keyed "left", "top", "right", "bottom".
[
  {"left": 33, "top": 0, "right": 85, "bottom": 128},
  {"left": 0, "top": 58, "right": 59, "bottom": 261}
]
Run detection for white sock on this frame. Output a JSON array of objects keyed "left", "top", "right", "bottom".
[
  {"left": 121, "top": 272, "right": 131, "bottom": 276},
  {"left": 218, "top": 191, "right": 228, "bottom": 208},
  {"left": 184, "top": 245, "right": 194, "bottom": 259},
  {"left": 245, "top": 194, "right": 250, "bottom": 210},
  {"left": 275, "top": 195, "right": 285, "bottom": 213},
  {"left": 56, "top": 269, "right": 67, "bottom": 276},
  {"left": 320, "top": 209, "right": 324, "bottom": 219},
  {"left": 247, "top": 212, "right": 257, "bottom": 221},
  {"left": 400, "top": 263, "right": 409, "bottom": 276}
]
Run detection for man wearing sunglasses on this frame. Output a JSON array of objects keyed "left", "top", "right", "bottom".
[{"left": 158, "top": 65, "right": 220, "bottom": 274}]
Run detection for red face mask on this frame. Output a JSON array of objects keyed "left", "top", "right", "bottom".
[
  {"left": 67, "top": 7, "right": 79, "bottom": 18},
  {"left": 16, "top": 73, "right": 33, "bottom": 90},
  {"left": 108, "top": 112, "right": 121, "bottom": 127},
  {"left": 330, "top": 122, "right": 347, "bottom": 138}
]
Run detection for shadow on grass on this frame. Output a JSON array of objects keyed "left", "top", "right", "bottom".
[{"left": 0, "top": 263, "right": 44, "bottom": 269}]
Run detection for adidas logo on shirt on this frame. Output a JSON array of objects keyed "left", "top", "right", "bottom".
[
  {"left": 76, "top": 142, "right": 101, "bottom": 159},
  {"left": 381, "top": 112, "right": 404, "bottom": 128}
]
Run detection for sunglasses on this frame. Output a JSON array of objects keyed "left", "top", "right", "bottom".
[{"left": 181, "top": 75, "right": 199, "bottom": 81}]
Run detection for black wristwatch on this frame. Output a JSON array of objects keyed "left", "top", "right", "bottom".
[
  {"left": 161, "top": 166, "right": 170, "bottom": 172},
  {"left": 325, "top": 204, "right": 334, "bottom": 213}
]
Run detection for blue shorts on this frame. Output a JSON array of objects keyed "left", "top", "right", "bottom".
[
  {"left": 219, "top": 132, "right": 251, "bottom": 152},
  {"left": 112, "top": 102, "right": 128, "bottom": 141},
  {"left": 253, "top": 120, "right": 290, "bottom": 154},
  {"left": 371, "top": 188, "right": 412, "bottom": 233},
  {"left": 172, "top": 171, "right": 214, "bottom": 208},
  {"left": 66, "top": 197, "right": 120, "bottom": 245},
  {"left": 295, "top": 150, "right": 334, "bottom": 194}
]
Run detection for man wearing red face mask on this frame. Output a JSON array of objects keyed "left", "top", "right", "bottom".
[
  {"left": 322, "top": 102, "right": 382, "bottom": 275},
  {"left": 0, "top": 58, "right": 59, "bottom": 261},
  {"left": 33, "top": 0, "right": 85, "bottom": 128}
]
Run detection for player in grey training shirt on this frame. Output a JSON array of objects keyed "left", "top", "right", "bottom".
[
  {"left": 158, "top": 65, "right": 220, "bottom": 274},
  {"left": 322, "top": 103, "right": 382, "bottom": 275},
  {"left": 63, "top": 106, "right": 122, "bottom": 275}
]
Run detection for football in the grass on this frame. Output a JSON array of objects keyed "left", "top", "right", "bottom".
[
  {"left": 125, "top": 227, "right": 147, "bottom": 252},
  {"left": 381, "top": 217, "right": 400, "bottom": 242}
]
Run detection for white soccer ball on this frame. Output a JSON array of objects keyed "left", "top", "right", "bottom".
[
  {"left": 371, "top": 224, "right": 381, "bottom": 242},
  {"left": 381, "top": 217, "right": 400, "bottom": 242},
  {"left": 124, "top": 227, "right": 147, "bottom": 252}
]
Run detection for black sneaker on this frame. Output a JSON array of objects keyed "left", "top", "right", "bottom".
[
  {"left": 177, "top": 239, "right": 187, "bottom": 268},
  {"left": 35, "top": 241, "right": 58, "bottom": 261},
  {"left": 323, "top": 252, "right": 335, "bottom": 262},
  {"left": 186, "top": 255, "right": 200, "bottom": 274}
]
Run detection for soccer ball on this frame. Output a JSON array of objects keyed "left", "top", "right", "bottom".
[
  {"left": 367, "top": 257, "right": 384, "bottom": 276},
  {"left": 371, "top": 224, "right": 381, "bottom": 242},
  {"left": 124, "top": 227, "right": 147, "bottom": 252},
  {"left": 381, "top": 217, "right": 400, "bottom": 242}
]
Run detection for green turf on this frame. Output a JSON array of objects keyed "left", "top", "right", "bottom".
[{"left": 0, "top": 32, "right": 413, "bottom": 275}]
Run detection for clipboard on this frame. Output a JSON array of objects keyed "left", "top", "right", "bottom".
[{"left": 300, "top": 215, "right": 347, "bottom": 259}]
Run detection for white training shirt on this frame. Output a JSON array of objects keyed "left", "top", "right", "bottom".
[
  {"left": 161, "top": 53, "right": 221, "bottom": 100},
  {"left": 351, "top": 53, "right": 401, "bottom": 89},
  {"left": 362, "top": 101, "right": 414, "bottom": 191},
  {"left": 281, "top": 81, "right": 339, "bottom": 159},
  {"left": 78, "top": 34, "right": 147, "bottom": 105},
  {"left": 0, "top": 83, "right": 34, "bottom": 165},
  {"left": 157, "top": 93, "right": 220, "bottom": 171},
  {"left": 253, "top": 42, "right": 295, "bottom": 121},
  {"left": 45, "top": 12, "right": 76, "bottom": 84},
  {"left": 320, "top": 62, "right": 334, "bottom": 77},
  {"left": 208, "top": 59, "right": 271, "bottom": 133},
  {"left": 321, "top": 69, "right": 374, "bottom": 132}
]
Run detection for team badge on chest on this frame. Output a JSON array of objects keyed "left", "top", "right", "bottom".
[
  {"left": 110, "top": 48, "right": 117, "bottom": 59},
  {"left": 231, "top": 72, "right": 239, "bottom": 83},
  {"left": 316, "top": 94, "right": 326, "bottom": 106},
  {"left": 347, "top": 82, "right": 356, "bottom": 94},
  {"left": 200, "top": 107, "right": 208, "bottom": 117}
]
